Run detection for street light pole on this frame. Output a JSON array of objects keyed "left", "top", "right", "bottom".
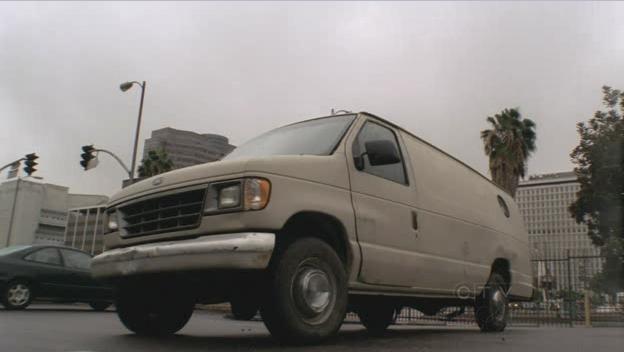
[
  {"left": 120, "top": 80, "right": 146, "bottom": 183},
  {"left": 129, "top": 81, "right": 146, "bottom": 182},
  {"left": 6, "top": 178, "right": 21, "bottom": 246}
]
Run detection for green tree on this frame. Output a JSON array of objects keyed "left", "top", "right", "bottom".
[
  {"left": 569, "top": 86, "right": 624, "bottom": 296},
  {"left": 481, "top": 108, "right": 537, "bottom": 197},
  {"left": 589, "top": 271, "right": 617, "bottom": 297},
  {"left": 137, "top": 148, "right": 174, "bottom": 177}
]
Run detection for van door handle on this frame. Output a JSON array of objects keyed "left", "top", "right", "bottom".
[{"left": 411, "top": 211, "right": 419, "bottom": 236}]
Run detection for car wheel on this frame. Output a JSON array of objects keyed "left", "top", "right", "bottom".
[
  {"left": 357, "top": 302, "right": 397, "bottom": 335},
  {"left": 2, "top": 280, "right": 33, "bottom": 310},
  {"left": 260, "top": 237, "right": 347, "bottom": 344},
  {"left": 474, "top": 273, "right": 508, "bottom": 332},
  {"left": 231, "top": 297, "right": 259, "bottom": 320},
  {"left": 89, "top": 301, "right": 112, "bottom": 311},
  {"left": 115, "top": 281, "right": 195, "bottom": 336}
]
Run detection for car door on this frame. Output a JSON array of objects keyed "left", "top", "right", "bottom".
[
  {"left": 347, "top": 118, "right": 419, "bottom": 287},
  {"left": 58, "top": 249, "right": 97, "bottom": 300},
  {"left": 22, "top": 247, "right": 67, "bottom": 298}
]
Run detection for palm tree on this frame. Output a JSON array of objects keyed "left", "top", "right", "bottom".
[
  {"left": 137, "top": 148, "right": 174, "bottom": 178},
  {"left": 481, "top": 108, "right": 536, "bottom": 197}
]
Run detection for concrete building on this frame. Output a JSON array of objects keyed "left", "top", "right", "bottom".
[
  {"left": 143, "top": 127, "right": 235, "bottom": 169},
  {"left": 0, "top": 178, "right": 108, "bottom": 248},
  {"left": 516, "top": 171, "right": 602, "bottom": 293}
]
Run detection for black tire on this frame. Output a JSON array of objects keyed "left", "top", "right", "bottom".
[
  {"left": 357, "top": 302, "right": 397, "bottom": 335},
  {"left": 89, "top": 301, "right": 112, "bottom": 311},
  {"left": 260, "top": 237, "right": 348, "bottom": 344},
  {"left": 1, "top": 280, "right": 33, "bottom": 310},
  {"left": 474, "top": 273, "right": 509, "bottom": 332},
  {"left": 115, "top": 281, "right": 195, "bottom": 336},
  {"left": 231, "top": 297, "right": 259, "bottom": 320}
]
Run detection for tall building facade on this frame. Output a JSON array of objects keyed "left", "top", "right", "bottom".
[
  {"left": 516, "top": 172, "right": 602, "bottom": 293},
  {"left": 143, "top": 127, "right": 236, "bottom": 169},
  {"left": 0, "top": 178, "right": 108, "bottom": 248}
]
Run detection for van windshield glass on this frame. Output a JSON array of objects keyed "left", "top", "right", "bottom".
[{"left": 224, "top": 115, "right": 356, "bottom": 160}]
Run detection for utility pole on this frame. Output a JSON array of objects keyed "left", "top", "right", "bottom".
[
  {"left": 567, "top": 249, "right": 573, "bottom": 327},
  {"left": 5, "top": 178, "right": 21, "bottom": 246}
]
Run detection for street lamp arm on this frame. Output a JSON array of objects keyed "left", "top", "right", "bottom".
[{"left": 94, "top": 148, "right": 132, "bottom": 178}]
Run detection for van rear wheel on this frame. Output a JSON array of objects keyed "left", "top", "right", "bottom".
[
  {"left": 357, "top": 302, "right": 397, "bottom": 335},
  {"left": 474, "top": 273, "right": 508, "bottom": 332},
  {"left": 115, "top": 281, "right": 194, "bottom": 336},
  {"left": 260, "top": 237, "right": 347, "bottom": 344},
  {"left": 231, "top": 296, "right": 259, "bottom": 320},
  {"left": 89, "top": 301, "right": 112, "bottom": 311}
]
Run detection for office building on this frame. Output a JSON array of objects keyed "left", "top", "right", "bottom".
[
  {"left": 143, "top": 127, "right": 236, "bottom": 169},
  {"left": 0, "top": 178, "right": 108, "bottom": 248},
  {"left": 516, "top": 171, "right": 602, "bottom": 292}
]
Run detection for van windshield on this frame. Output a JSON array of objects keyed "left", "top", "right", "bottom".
[{"left": 224, "top": 114, "right": 356, "bottom": 160}]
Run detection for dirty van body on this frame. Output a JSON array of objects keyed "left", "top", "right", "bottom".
[{"left": 92, "top": 112, "right": 533, "bottom": 342}]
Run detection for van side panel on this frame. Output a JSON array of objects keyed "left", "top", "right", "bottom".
[{"left": 400, "top": 131, "right": 532, "bottom": 299}]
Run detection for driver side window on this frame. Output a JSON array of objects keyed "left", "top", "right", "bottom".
[
  {"left": 60, "top": 249, "right": 92, "bottom": 270},
  {"left": 352, "top": 121, "right": 407, "bottom": 184},
  {"left": 24, "top": 248, "right": 62, "bottom": 266}
]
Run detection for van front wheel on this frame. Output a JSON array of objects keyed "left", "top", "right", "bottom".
[{"left": 260, "top": 237, "right": 347, "bottom": 344}]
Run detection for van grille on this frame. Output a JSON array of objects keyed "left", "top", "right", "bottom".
[{"left": 119, "top": 188, "right": 206, "bottom": 237}]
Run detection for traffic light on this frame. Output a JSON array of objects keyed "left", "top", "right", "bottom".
[
  {"left": 80, "top": 145, "right": 98, "bottom": 170},
  {"left": 23, "top": 153, "right": 38, "bottom": 176}
]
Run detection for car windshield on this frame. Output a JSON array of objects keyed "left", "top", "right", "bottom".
[
  {"left": 224, "top": 114, "right": 356, "bottom": 160},
  {"left": 0, "top": 245, "right": 29, "bottom": 256}
]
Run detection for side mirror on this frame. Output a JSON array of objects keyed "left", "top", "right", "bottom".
[{"left": 355, "top": 140, "right": 401, "bottom": 170}]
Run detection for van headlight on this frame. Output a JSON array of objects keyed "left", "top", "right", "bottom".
[
  {"left": 205, "top": 177, "right": 270, "bottom": 213},
  {"left": 218, "top": 184, "right": 241, "bottom": 209}
]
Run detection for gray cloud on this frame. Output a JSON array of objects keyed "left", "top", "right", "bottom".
[{"left": 1, "top": 1, "right": 623, "bottom": 196}]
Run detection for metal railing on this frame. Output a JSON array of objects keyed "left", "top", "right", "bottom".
[
  {"left": 63, "top": 205, "right": 107, "bottom": 255},
  {"left": 346, "top": 253, "right": 623, "bottom": 328}
]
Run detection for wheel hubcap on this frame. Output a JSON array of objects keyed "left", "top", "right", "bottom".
[
  {"left": 491, "top": 289, "right": 506, "bottom": 321},
  {"left": 292, "top": 263, "right": 335, "bottom": 323},
  {"left": 298, "top": 269, "right": 331, "bottom": 313},
  {"left": 8, "top": 284, "right": 30, "bottom": 306}
]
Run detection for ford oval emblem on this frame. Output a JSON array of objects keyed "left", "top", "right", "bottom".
[{"left": 152, "top": 177, "right": 163, "bottom": 186}]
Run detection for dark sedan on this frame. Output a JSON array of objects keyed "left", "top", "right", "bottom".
[{"left": 0, "top": 245, "right": 113, "bottom": 310}]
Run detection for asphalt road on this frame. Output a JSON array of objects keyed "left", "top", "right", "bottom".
[{"left": 0, "top": 305, "right": 622, "bottom": 352}]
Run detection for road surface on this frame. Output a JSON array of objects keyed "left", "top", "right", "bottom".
[{"left": 0, "top": 305, "right": 622, "bottom": 352}]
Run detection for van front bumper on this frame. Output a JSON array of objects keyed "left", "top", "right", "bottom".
[{"left": 91, "top": 232, "right": 275, "bottom": 279}]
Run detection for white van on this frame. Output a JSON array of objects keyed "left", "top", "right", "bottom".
[{"left": 92, "top": 112, "right": 533, "bottom": 343}]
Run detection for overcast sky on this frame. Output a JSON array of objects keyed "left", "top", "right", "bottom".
[{"left": 1, "top": 1, "right": 623, "bottom": 197}]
